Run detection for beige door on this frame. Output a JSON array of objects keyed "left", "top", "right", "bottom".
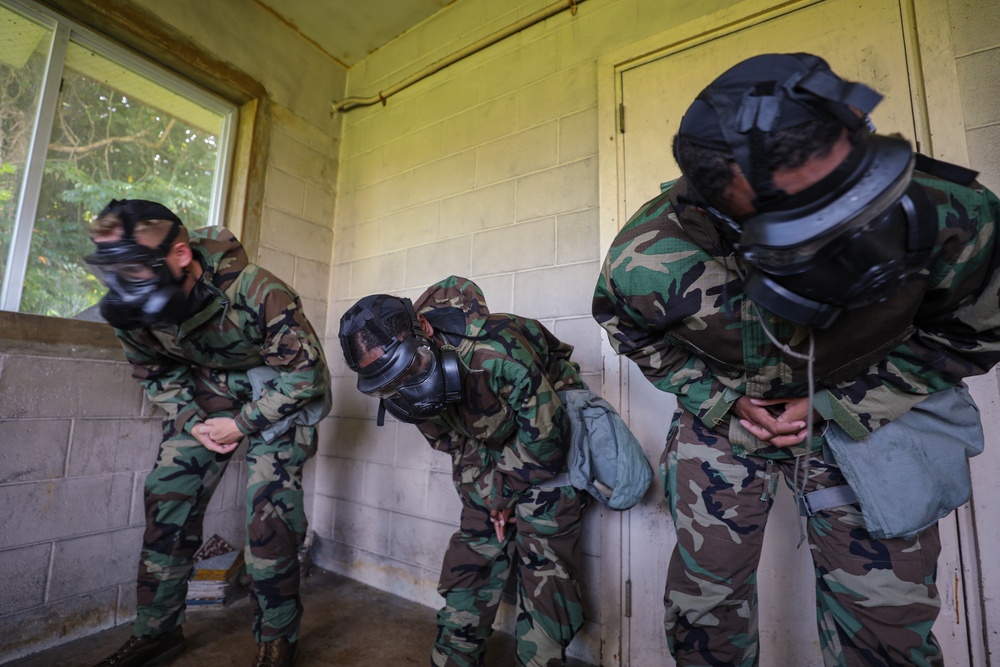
[{"left": 612, "top": 0, "right": 977, "bottom": 665}]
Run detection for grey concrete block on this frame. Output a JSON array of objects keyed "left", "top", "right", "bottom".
[
  {"left": 0, "top": 587, "right": 117, "bottom": 663},
  {"left": 948, "top": 0, "right": 1000, "bottom": 56},
  {"left": 313, "top": 536, "right": 434, "bottom": 607},
  {"left": 0, "top": 419, "right": 70, "bottom": 482},
  {"left": 0, "top": 474, "right": 132, "bottom": 549},
  {"left": 398, "top": 428, "right": 451, "bottom": 473},
  {"left": 68, "top": 418, "right": 161, "bottom": 477},
  {"left": 0, "top": 543, "right": 51, "bottom": 614},
  {"left": 331, "top": 499, "right": 392, "bottom": 556},
  {"left": 315, "top": 455, "right": 365, "bottom": 504},
  {"left": 129, "top": 471, "right": 147, "bottom": 527},
  {"left": 49, "top": 527, "right": 144, "bottom": 599},
  {"left": 552, "top": 316, "right": 603, "bottom": 375},
  {"left": 363, "top": 462, "right": 428, "bottom": 513},
  {"left": 319, "top": 416, "right": 397, "bottom": 464},
  {"left": 956, "top": 48, "right": 1000, "bottom": 131},
  {"left": 425, "top": 471, "right": 462, "bottom": 524},
  {"left": 388, "top": 513, "right": 456, "bottom": 570},
  {"left": 513, "top": 261, "right": 601, "bottom": 320},
  {"left": 0, "top": 357, "right": 143, "bottom": 420}
]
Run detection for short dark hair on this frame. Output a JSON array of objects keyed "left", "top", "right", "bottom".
[
  {"left": 345, "top": 310, "right": 414, "bottom": 366},
  {"left": 673, "top": 117, "right": 844, "bottom": 207}
]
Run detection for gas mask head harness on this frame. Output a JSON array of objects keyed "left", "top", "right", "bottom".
[
  {"left": 339, "top": 294, "right": 462, "bottom": 425},
  {"left": 674, "top": 53, "right": 937, "bottom": 329},
  {"left": 84, "top": 199, "right": 188, "bottom": 329}
]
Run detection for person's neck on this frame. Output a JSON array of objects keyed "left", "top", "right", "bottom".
[{"left": 181, "top": 256, "right": 204, "bottom": 296}]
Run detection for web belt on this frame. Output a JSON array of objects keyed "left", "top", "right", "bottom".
[{"left": 797, "top": 484, "right": 858, "bottom": 517}]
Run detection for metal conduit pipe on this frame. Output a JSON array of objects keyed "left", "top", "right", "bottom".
[{"left": 332, "top": 0, "right": 587, "bottom": 113}]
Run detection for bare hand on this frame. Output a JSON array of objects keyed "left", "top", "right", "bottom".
[
  {"left": 192, "top": 422, "right": 241, "bottom": 455},
  {"left": 732, "top": 396, "right": 816, "bottom": 448},
  {"left": 203, "top": 417, "right": 244, "bottom": 445},
  {"left": 489, "top": 507, "right": 514, "bottom": 542}
]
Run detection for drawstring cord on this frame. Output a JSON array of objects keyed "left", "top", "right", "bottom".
[
  {"left": 218, "top": 299, "right": 230, "bottom": 331},
  {"left": 748, "top": 298, "right": 816, "bottom": 548}
]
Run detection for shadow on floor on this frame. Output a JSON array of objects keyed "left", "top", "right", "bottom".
[{"left": 6, "top": 570, "right": 597, "bottom": 667}]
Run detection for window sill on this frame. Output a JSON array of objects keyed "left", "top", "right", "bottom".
[{"left": 0, "top": 311, "right": 122, "bottom": 360}]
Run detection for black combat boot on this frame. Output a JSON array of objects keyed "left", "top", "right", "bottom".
[
  {"left": 94, "top": 627, "right": 185, "bottom": 666},
  {"left": 252, "top": 637, "right": 297, "bottom": 667}
]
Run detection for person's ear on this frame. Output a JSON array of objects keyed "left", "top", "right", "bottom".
[
  {"left": 169, "top": 241, "right": 194, "bottom": 269},
  {"left": 417, "top": 314, "right": 435, "bottom": 338}
]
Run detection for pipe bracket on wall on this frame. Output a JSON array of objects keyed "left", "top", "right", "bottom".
[{"left": 331, "top": 0, "right": 588, "bottom": 114}]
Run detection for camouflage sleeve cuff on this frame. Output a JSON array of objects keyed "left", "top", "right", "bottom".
[
  {"left": 233, "top": 410, "right": 260, "bottom": 437},
  {"left": 176, "top": 406, "right": 209, "bottom": 436}
]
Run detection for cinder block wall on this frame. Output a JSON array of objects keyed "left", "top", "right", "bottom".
[
  {"left": 0, "top": 1, "right": 344, "bottom": 661},
  {"left": 0, "top": 346, "right": 248, "bottom": 660},
  {"left": 317, "top": 0, "right": 1000, "bottom": 665},
  {"left": 947, "top": 0, "right": 1000, "bottom": 658},
  {"left": 952, "top": 0, "right": 1000, "bottom": 195},
  {"left": 316, "top": 0, "right": 740, "bottom": 662}
]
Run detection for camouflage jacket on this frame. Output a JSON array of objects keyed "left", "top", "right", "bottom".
[
  {"left": 593, "top": 172, "right": 1000, "bottom": 458},
  {"left": 114, "top": 227, "right": 330, "bottom": 439},
  {"left": 414, "top": 276, "right": 586, "bottom": 510}
]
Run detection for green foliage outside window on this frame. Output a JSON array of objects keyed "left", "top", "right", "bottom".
[{"left": 0, "top": 2, "right": 230, "bottom": 319}]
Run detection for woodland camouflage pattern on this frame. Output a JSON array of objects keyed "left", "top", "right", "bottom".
[
  {"left": 415, "top": 276, "right": 585, "bottom": 509},
  {"left": 412, "top": 276, "right": 587, "bottom": 667},
  {"left": 663, "top": 407, "right": 944, "bottom": 667},
  {"left": 114, "top": 226, "right": 329, "bottom": 643},
  {"left": 594, "top": 172, "right": 1000, "bottom": 457},
  {"left": 594, "top": 170, "right": 1000, "bottom": 666}
]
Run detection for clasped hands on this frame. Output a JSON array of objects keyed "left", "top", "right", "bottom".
[
  {"left": 732, "top": 396, "right": 820, "bottom": 448},
  {"left": 489, "top": 507, "right": 514, "bottom": 542},
  {"left": 192, "top": 417, "right": 244, "bottom": 454}
]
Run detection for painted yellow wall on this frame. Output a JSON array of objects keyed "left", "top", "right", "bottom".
[{"left": 321, "top": 0, "right": 1000, "bottom": 664}]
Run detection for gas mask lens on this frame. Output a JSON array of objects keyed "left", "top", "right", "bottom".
[
  {"left": 739, "top": 137, "right": 916, "bottom": 276},
  {"left": 88, "top": 260, "right": 158, "bottom": 286},
  {"left": 367, "top": 345, "right": 435, "bottom": 399}
]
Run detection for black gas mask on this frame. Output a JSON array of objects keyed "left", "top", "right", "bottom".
[
  {"left": 339, "top": 295, "right": 462, "bottom": 425},
  {"left": 674, "top": 53, "right": 937, "bottom": 329},
  {"left": 85, "top": 199, "right": 189, "bottom": 329}
]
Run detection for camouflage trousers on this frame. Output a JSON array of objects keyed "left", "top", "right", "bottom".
[
  {"left": 661, "top": 408, "right": 943, "bottom": 667},
  {"left": 433, "top": 482, "right": 586, "bottom": 667},
  {"left": 132, "top": 416, "right": 316, "bottom": 643}
]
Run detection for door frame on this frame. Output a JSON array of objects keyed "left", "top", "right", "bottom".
[{"left": 594, "top": 0, "right": 984, "bottom": 665}]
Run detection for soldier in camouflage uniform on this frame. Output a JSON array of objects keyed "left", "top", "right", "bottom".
[
  {"left": 339, "top": 276, "right": 587, "bottom": 667},
  {"left": 593, "top": 54, "right": 1000, "bottom": 666},
  {"left": 85, "top": 199, "right": 330, "bottom": 667}
]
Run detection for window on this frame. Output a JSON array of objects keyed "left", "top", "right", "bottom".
[{"left": 0, "top": 0, "right": 236, "bottom": 318}]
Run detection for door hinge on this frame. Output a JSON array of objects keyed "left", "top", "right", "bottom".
[
  {"left": 625, "top": 579, "right": 632, "bottom": 617},
  {"left": 619, "top": 103, "right": 626, "bottom": 134}
]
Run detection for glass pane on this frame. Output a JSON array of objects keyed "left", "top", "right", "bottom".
[
  {"left": 20, "top": 39, "right": 227, "bottom": 318},
  {"left": 0, "top": 5, "right": 52, "bottom": 298}
]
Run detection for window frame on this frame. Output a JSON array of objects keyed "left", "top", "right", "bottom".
[{"left": 0, "top": 0, "right": 238, "bottom": 314}]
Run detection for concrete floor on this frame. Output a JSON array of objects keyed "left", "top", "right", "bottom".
[{"left": 6, "top": 569, "right": 598, "bottom": 667}]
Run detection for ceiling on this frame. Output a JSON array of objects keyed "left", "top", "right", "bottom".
[{"left": 255, "top": 0, "right": 455, "bottom": 68}]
